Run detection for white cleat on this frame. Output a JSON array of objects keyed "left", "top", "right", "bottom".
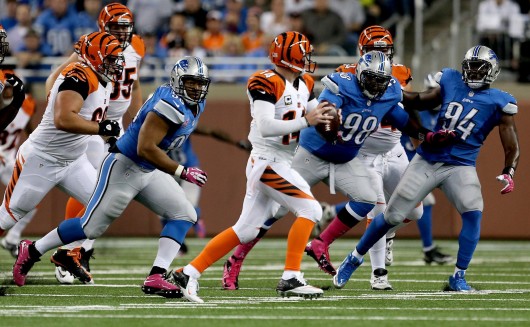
[
  {"left": 171, "top": 270, "right": 204, "bottom": 303},
  {"left": 370, "top": 268, "right": 393, "bottom": 290},
  {"left": 55, "top": 266, "right": 75, "bottom": 284}
]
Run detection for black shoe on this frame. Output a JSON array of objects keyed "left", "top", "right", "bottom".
[
  {"left": 80, "top": 248, "right": 94, "bottom": 272},
  {"left": 50, "top": 248, "right": 93, "bottom": 284},
  {"left": 276, "top": 274, "right": 323, "bottom": 299},
  {"left": 424, "top": 246, "right": 453, "bottom": 265},
  {"left": 170, "top": 270, "right": 203, "bottom": 303}
]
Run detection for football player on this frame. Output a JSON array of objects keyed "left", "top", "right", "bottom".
[
  {"left": 0, "top": 25, "right": 26, "bottom": 132},
  {"left": 306, "top": 25, "right": 449, "bottom": 290},
  {"left": 333, "top": 46, "right": 519, "bottom": 292},
  {"left": 0, "top": 69, "right": 36, "bottom": 258},
  {"left": 13, "top": 57, "right": 210, "bottom": 299},
  {"left": 221, "top": 26, "right": 450, "bottom": 291},
  {"left": 25, "top": 3, "right": 144, "bottom": 284},
  {"left": 171, "top": 31, "right": 333, "bottom": 303},
  {"left": 3, "top": 31, "right": 124, "bottom": 285}
]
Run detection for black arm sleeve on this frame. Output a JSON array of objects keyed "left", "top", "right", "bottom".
[{"left": 0, "top": 89, "right": 24, "bottom": 131}]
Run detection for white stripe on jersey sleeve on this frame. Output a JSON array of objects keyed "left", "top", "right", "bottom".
[
  {"left": 153, "top": 99, "right": 185, "bottom": 124},
  {"left": 502, "top": 103, "right": 518, "bottom": 115},
  {"left": 321, "top": 75, "right": 340, "bottom": 94}
]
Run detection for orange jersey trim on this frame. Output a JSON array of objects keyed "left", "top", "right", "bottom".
[
  {"left": 247, "top": 70, "right": 286, "bottom": 102},
  {"left": 61, "top": 62, "right": 100, "bottom": 95},
  {"left": 130, "top": 34, "right": 146, "bottom": 58},
  {"left": 260, "top": 166, "right": 314, "bottom": 200}
]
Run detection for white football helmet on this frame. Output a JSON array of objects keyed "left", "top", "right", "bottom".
[
  {"left": 170, "top": 56, "right": 211, "bottom": 105},
  {"left": 356, "top": 50, "right": 393, "bottom": 100},
  {"left": 462, "top": 45, "right": 500, "bottom": 89}
]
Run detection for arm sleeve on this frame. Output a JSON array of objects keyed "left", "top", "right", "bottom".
[
  {"left": 253, "top": 100, "right": 308, "bottom": 137},
  {"left": 306, "top": 98, "right": 319, "bottom": 112}
]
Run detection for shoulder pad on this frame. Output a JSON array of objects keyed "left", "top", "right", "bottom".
[
  {"left": 153, "top": 98, "right": 185, "bottom": 125},
  {"left": 130, "top": 34, "right": 146, "bottom": 58},
  {"left": 502, "top": 103, "right": 517, "bottom": 115},
  {"left": 321, "top": 74, "right": 340, "bottom": 95}
]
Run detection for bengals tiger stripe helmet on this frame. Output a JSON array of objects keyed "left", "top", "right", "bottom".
[
  {"left": 269, "top": 31, "right": 316, "bottom": 73},
  {"left": 358, "top": 25, "right": 394, "bottom": 61},
  {"left": 0, "top": 25, "right": 9, "bottom": 64},
  {"left": 76, "top": 32, "right": 125, "bottom": 83},
  {"left": 98, "top": 3, "right": 134, "bottom": 48}
]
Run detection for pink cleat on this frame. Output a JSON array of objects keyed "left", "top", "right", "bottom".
[
  {"left": 304, "top": 239, "right": 336, "bottom": 276},
  {"left": 222, "top": 255, "right": 243, "bottom": 290},
  {"left": 141, "top": 273, "right": 183, "bottom": 298},
  {"left": 13, "top": 240, "right": 41, "bottom": 286}
]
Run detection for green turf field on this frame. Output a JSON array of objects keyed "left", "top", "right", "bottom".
[{"left": 1, "top": 237, "right": 529, "bottom": 327}]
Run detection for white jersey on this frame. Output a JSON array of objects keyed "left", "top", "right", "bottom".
[
  {"left": 28, "top": 62, "right": 112, "bottom": 161},
  {"left": 106, "top": 34, "right": 145, "bottom": 124},
  {"left": 247, "top": 70, "right": 314, "bottom": 163}
]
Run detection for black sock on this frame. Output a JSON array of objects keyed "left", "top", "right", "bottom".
[
  {"left": 149, "top": 266, "right": 167, "bottom": 276},
  {"left": 29, "top": 243, "right": 42, "bottom": 258},
  {"left": 337, "top": 207, "right": 360, "bottom": 228}
]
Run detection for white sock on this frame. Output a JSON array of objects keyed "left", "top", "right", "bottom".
[
  {"left": 82, "top": 239, "right": 96, "bottom": 251},
  {"left": 152, "top": 237, "right": 181, "bottom": 271},
  {"left": 369, "top": 235, "right": 386, "bottom": 271},
  {"left": 454, "top": 267, "right": 466, "bottom": 276},
  {"left": 183, "top": 264, "right": 201, "bottom": 279},
  {"left": 352, "top": 249, "right": 364, "bottom": 261},
  {"left": 34, "top": 229, "right": 63, "bottom": 255},
  {"left": 281, "top": 270, "right": 300, "bottom": 280},
  {"left": 62, "top": 240, "right": 84, "bottom": 250}
]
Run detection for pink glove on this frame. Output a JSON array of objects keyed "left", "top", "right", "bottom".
[
  {"left": 425, "top": 130, "right": 457, "bottom": 147},
  {"left": 180, "top": 166, "right": 208, "bottom": 187},
  {"left": 496, "top": 174, "right": 514, "bottom": 194}
]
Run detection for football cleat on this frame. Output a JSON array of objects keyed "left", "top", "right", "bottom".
[
  {"left": 370, "top": 268, "right": 393, "bottom": 290},
  {"left": 448, "top": 270, "right": 475, "bottom": 292},
  {"left": 424, "top": 246, "right": 453, "bottom": 265},
  {"left": 276, "top": 273, "right": 323, "bottom": 299},
  {"left": 13, "top": 240, "right": 41, "bottom": 286},
  {"left": 55, "top": 266, "right": 75, "bottom": 284},
  {"left": 171, "top": 269, "right": 203, "bottom": 303},
  {"left": 50, "top": 248, "right": 93, "bottom": 284},
  {"left": 1, "top": 238, "right": 19, "bottom": 258},
  {"left": 305, "top": 239, "right": 336, "bottom": 276},
  {"left": 142, "top": 273, "right": 183, "bottom": 298},
  {"left": 333, "top": 252, "right": 363, "bottom": 289},
  {"left": 80, "top": 248, "right": 95, "bottom": 272},
  {"left": 222, "top": 255, "right": 243, "bottom": 290}
]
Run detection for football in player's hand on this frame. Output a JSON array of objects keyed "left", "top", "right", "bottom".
[{"left": 316, "top": 104, "right": 340, "bottom": 142}]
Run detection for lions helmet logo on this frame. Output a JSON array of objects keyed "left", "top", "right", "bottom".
[{"left": 178, "top": 59, "right": 189, "bottom": 72}]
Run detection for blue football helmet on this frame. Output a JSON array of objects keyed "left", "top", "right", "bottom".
[
  {"left": 356, "top": 51, "right": 393, "bottom": 100},
  {"left": 462, "top": 46, "right": 500, "bottom": 89},
  {"left": 170, "top": 56, "right": 211, "bottom": 105}
]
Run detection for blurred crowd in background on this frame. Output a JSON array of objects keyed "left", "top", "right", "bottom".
[{"left": 1, "top": 0, "right": 530, "bottom": 82}]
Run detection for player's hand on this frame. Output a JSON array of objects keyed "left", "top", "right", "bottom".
[
  {"left": 496, "top": 174, "right": 514, "bottom": 194},
  {"left": 180, "top": 166, "right": 208, "bottom": 187},
  {"left": 236, "top": 140, "right": 252, "bottom": 152},
  {"left": 98, "top": 120, "right": 121, "bottom": 136},
  {"left": 106, "top": 136, "right": 118, "bottom": 147},
  {"left": 4, "top": 73, "right": 24, "bottom": 94},
  {"left": 425, "top": 130, "right": 456, "bottom": 147}
]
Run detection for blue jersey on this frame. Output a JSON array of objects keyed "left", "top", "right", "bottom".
[
  {"left": 167, "top": 138, "right": 200, "bottom": 167},
  {"left": 417, "top": 68, "right": 517, "bottom": 166},
  {"left": 299, "top": 72, "right": 409, "bottom": 164},
  {"left": 401, "top": 108, "right": 439, "bottom": 160},
  {"left": 116, "top": 84, "right": 205, "bottom": 170},
  {"left": 33, "top": 6, "right": 79, "bottom": 56}
]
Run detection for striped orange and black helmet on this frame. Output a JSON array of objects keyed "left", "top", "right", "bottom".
[
  {"left": 358, "top": 25, "right": 394, "bottom": 60},
  {"left": 0, "top": 24, "right": 8, "bottom": 64},
  {"left": 269, "top": 31, "right": 316, "bottom": 73},
  {"left": 98, "top": 3, "right": 134, "bottom": 48},
  {"left": 76, "top": 32, "right": 124, "bottom": 83}
]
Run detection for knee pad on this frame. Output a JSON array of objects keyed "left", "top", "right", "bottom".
[
  {"left": 296, "top": 200, "right": 322, "bottom": 223},
  {"left": 232, "top": 222, "right": 260, "bottom": 244},
  {"left": 407, "top": 203, "right": 424, "bottom": 221},
  {"left": 367, "top": 202, "right": 386, "bottom": 220},
  {"left": 384, "top": 205, "right": 408, "bottom": 225},
  {"left": 423, "top": 192, "right": 436, "bottom": 206}
]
